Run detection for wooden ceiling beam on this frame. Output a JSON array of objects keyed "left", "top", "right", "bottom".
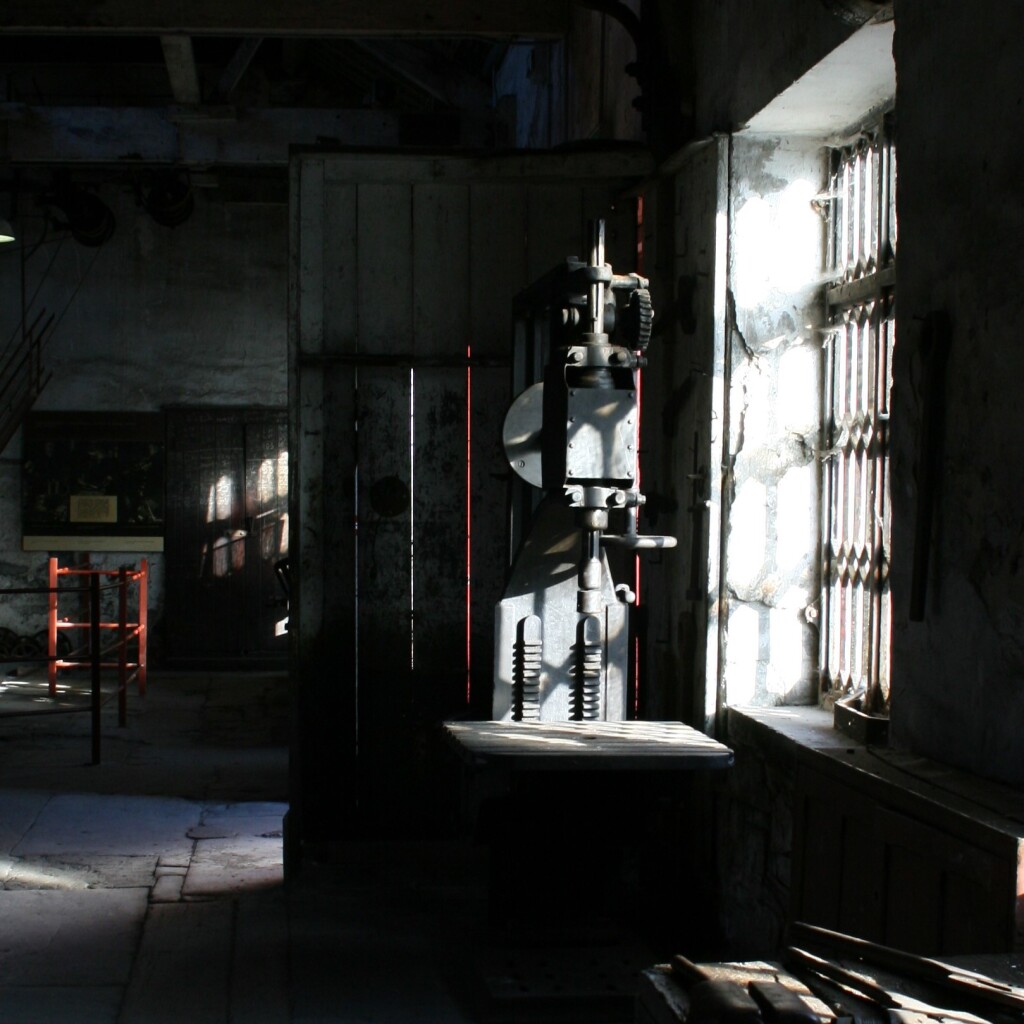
[
  {"left": 160, "top": 35, "right": 202, "bottom": 105},
  {"left": 216, "top": 38, "right": 264, "bottom": 101},
  {"left": 0, "top": 0, "right": 569, "bottom": 38},
  {"left": 0, "top": 103, "right": 494, "bottom": 164},
  {"left": 349, "top": 40, "right": 493, "bottom": 110}
]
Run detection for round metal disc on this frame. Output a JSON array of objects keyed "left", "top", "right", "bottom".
[{"left": 502, "top": 382, "right": 545, "bottom": 488}]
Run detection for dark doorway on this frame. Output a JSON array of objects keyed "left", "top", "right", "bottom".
[{"left": 164, "top": 407, "right": 288, "bottom": 666}]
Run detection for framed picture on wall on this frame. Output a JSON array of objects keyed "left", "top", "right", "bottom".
[{"left": 22, "top": 412, "right": 164, "bottom": 551}]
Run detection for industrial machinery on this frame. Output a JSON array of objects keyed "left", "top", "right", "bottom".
[{"left": 493, "top": 220, "right": 676, "bottom": 722}]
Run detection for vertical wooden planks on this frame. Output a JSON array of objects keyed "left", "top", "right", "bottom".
[
  {"left": 791, "top": 766, "right": 843, "bottom": 930},
  {"left": 354, "top": 183, "right": 414, "bottom": 683},
  {"left": 320, "top": 177, "right": 359, "bottom": 682},
  {"left": 584, "top": 184, "right": 636, "bottom": 270},
  {"left": 356, "top": 182, "right": 414, "bottom": 356},
  {"left": 466, "top": 363, "right": 508, "bottom": 703},
  {"left": 291, "top": 155, "right": 365, "bottom": 838},
  {"left": 792, "top": 758, "right": 1022, "bottom": 956},
  {"left": 884, "top": 831, "right": 943, "bottom": 952},
  {"left": 469, "top": 182, "right": 528, "bottom": 359},
  {"left": 526, "top": 182, "right": 583, "bottom": 282},
  {"left": 292, "top": 157, "right": 325, "bottom": 648},
  {"left": 322, "top": 176, "right": 359, "bottom": 354},
  {"left": 467, "top": 183, "right": 526, "bottom": 700},
  {"left": 290, "top": 151, "right": 657, "bottom": 839},
  {"left": 411, "top": 183, "right": 469, "bottom": 690}
]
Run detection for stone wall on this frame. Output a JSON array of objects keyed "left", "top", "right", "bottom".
[{"left": 0, "top": 185, "right": 287, "bottom": 647}]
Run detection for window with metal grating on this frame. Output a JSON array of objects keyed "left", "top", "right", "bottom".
[{"left": 820, "top": 116, "right": 896, "bottom": 713}]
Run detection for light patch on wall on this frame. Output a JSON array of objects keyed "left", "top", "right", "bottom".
[
  {"left": 778, "top": 342, "right": 818, "bottom": 433},
  {"left": 735, "top": 365, "right": 772, "bottom": 440},
  {"left": 207, "top": 474, "right": 234, "bottom": 523},
  {"left": 733, "top": 179, "right": 819, "bottom": 308},
  {"left": 728, "top": 478, "right": 767, "bottom": 590},
  {"left": 725, "top": 604, "right": 761, "bottom": 705},
  {"left": 212, "top": 534, "right": 230, "bottom": 577},
  {"left": 211, "top": 530, "right": 246, "bottom": 577},
  {"left": 776, "top": 464, "right": 815, "bottom": 573},
  {"left": 257, "top": 458, "right": 276, "bottom": 504},
  {"left": 276, "top": 450, "right": 288, "bottom": 498},
  {"left": 767, "top": 608, "right": 807, "bottom": 697}
]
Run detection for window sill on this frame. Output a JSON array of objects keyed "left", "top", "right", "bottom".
[{"left": 725, "top": 704, "right": 1024, "bottom": 840}]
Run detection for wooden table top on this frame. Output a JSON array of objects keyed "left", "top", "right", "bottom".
[{"left": 443, "top": 719, "right": 733, "bottom": 771}]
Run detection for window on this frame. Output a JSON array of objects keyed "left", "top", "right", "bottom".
[{"left": 820, "top": 116, "right": 896, "bottom": 713}]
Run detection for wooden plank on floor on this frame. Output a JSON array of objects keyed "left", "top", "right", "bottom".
[{"left": 121, "top": 901, "right": 233, "bottom": 1024}]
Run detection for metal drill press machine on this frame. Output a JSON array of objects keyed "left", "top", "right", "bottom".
[{"left": 493, "top": 220, "right": 676, "bottom": 723}]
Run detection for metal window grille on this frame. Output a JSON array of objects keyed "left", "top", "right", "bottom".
[{"left": 820, "top": 118, "right": 896, "bottom": 713}]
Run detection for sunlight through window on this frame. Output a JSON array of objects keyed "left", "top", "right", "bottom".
[
  {"left": 276, "top": 450, "right": 288, "bottom": 498},
  {"left": 212, "top": 474, "right": 233, "bottom": 522},
  {"left": 257, "top": 458, "right": 275, "bottom": 504}
]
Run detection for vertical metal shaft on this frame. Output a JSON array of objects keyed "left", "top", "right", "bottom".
[
  {"left": 588, "top": 219, "right": 606, "bottom": 336},
  {"left": 578, "top": 527, "right": 603, "bottom": 614}
]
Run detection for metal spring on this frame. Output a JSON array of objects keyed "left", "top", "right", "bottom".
[
  {"left": 577, "top": 642, "right": 602, "bottom": 719},
  {"left": 513, "top": 627, "right": 542, "bottom": 721},
  {"left": 573, "top": 615, "right": 602, "bottom": 720}
]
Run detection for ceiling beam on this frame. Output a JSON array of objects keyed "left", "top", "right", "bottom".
[
  {"left": 160, "top": 35, "right": 202, "bottom": 105},
  {"left": 0, "top": 103, "right": 493, "bottom": 164},
  {"left": 0, "top": 0, "right": 569, "bottom": 38},
  {"left": 349, "top": 40, "right": 493, "bottom": 109},
  {"left": 216, "top": 37, "right": 263, "bottom": 101}
]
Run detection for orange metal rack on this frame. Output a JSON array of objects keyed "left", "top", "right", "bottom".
[{"left": 46, "top": 558, "right": 148, "bottom": 726}]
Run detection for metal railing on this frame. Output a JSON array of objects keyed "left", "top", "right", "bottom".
[
  {"left": 0, "top": 308, "right": 54, "bottom": 454},
  {"left": 0, "top": 560, "right": 148, "bottom": 764}
]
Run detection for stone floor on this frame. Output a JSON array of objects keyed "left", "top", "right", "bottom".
[
  {"left": 0, "top": 669, "right": 478, "bottom": 1023},
  {"left": 0, "top": 669, "right": 651, "bottom": 1023}
]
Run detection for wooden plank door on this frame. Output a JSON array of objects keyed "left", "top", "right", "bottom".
[
  {"left": 290, "top": 152, "right": 653, "bottom": 838},
  {"left": 164, "top": 407, "right": 288, "bottom": 666}
]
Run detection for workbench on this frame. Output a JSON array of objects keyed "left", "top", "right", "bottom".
[
  {"left": 443, "top": 720, "right": 734, "bottom": 1024},
  {"left": 444, "top": 719, "right": 734, "bottom": 772},
  {"left": 444, "top": 718, "right": 732, "bottom": 931}
]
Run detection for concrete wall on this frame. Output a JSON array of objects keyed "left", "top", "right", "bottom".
[
  {"left": 889, "top": 0, "right": 1024, "bottom": 786},
  {"left": 0, "top": 186, "right": 287, "bottom": 645}
]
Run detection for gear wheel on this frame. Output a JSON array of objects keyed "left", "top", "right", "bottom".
[{"left": 623, "top": 287, "right": 654, "bottom": 351}]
